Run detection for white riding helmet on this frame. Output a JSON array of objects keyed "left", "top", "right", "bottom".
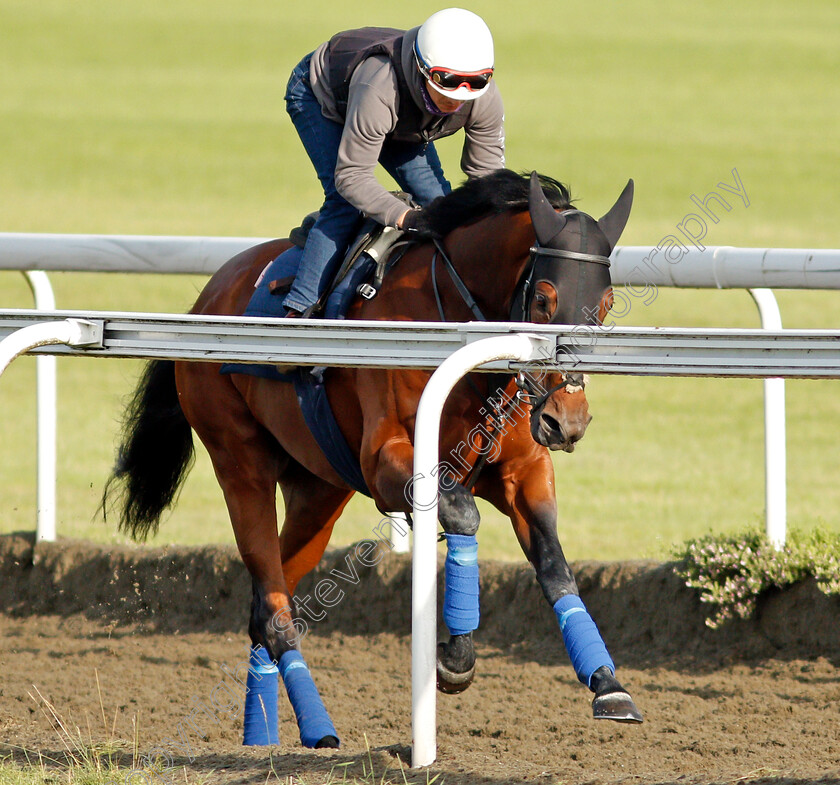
[{"left": 415, "top": 8, "right": 495, "bottom": 102}]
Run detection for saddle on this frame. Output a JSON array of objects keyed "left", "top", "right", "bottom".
[{"left": 260, "top": 194, "right": 416, "bottom": 320}]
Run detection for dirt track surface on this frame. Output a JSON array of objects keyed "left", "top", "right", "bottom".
[{"left": 1, "top": 533, "right": 840, "bottom": 785}]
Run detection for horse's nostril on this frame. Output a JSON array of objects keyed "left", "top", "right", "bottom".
[{"left": 542, "top": 414, "right": 563, "bottom": 435}]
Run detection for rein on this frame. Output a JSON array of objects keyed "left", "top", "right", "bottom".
[
  {"left": 430, "top": 238, "right": 487, "bottom": 322},
  {"left": 460, "top": 387, "right": 525, "bottom": 492}
]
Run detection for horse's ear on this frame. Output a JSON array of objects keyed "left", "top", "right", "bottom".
[
  {"left": 529, "top": 171, "right": 567, "bottom": 247},
  {"left": 597, "top": 179, "right": 634, "bottom": 251}
]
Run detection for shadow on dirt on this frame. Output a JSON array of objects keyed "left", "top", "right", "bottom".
[
  {"left": 3, "top": 532, "right": 839, "bottom": 675},
  {"left": 3, "top": 741, "right": 840, "bottom": 785}
]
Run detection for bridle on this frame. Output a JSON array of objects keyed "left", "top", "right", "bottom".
[
  {"left": 427, "top": 232, "right": 593, "bottom": 486},
  {"left": 429, "top": 216, "right": 612, "bottom": 328},
  {"left": 509, "top": 210, "right": 613, "bottom": 323},
  {"left": 515, "top": 369, "right": 586, "bottom": 412},
  {"left": 430, "top": 218, "right": 611, "bottom": 324},
  {"left": 422, "top": 192, "right": 615, "bottom": 490},
  {"left": 454, "top": 368, "right": 586, "bottom": 496}
]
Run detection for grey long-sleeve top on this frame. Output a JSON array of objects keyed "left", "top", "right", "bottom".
[{"left": 307, "top": 27, "right": 505, "bottom": 227}]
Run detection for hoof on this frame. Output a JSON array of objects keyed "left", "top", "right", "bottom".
[
  {"left": 314, "top": 734, "right": 340, "bottom": 749},
  {"left": 592, "top": 691, "right": 643, "bottom": 723},
  {"left": 436, "top": 643, "right": 475, "bottom": 695}
]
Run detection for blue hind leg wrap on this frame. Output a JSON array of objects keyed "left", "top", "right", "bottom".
[
  {"left": 243, "top": 646, "right": 279, "bottom": 746},
  {"left": 279, "top": 650, "right": 339, "bottom": 748},
  {"left": 443, "top": 533, "right": 480, "bottom": 636},
  {"left": 554, "top": 595, "right": 615, "bottom": 688}
]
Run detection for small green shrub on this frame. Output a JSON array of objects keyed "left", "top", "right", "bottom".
[{"left": 672, "top": 527, "right": 840, "bottom": 628}]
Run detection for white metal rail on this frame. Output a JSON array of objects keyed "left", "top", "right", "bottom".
[
  {"left": 3, "top": 234, "right": 840, "bottom": 285},
  {"left": 3, "top": 310, "right": 840, "bottom": 377},
  {"left": 411, "top": 333, "right": 553, "bottom": 767},
  {"left": 0, "top": 233, "right": 263, "bottom": 275},
  {"left": 611, "top": 246, "right": 840, "bottom": 289},
  {"left": 22, "top": 273, "right": 59, "bottom": 542}
]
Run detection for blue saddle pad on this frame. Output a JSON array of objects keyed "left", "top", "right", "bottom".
[
  {"left": 238, "top": 242, "right": 376, "bottom": 322},
  {"left": 219, "top": 243, "right": 376, "bottom": 497},
  {"left": 241, "top": 245, "right": 305, "bottom": 318},
  {"left": 220, "top": 243, "right": 376, "bottom": 381},
  {"left": 292, "top": 370, "right": 371, "bottom": 497}
]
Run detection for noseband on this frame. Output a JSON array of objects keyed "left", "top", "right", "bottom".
[{"left": 515, "top": 369, "right": 586, "bottom": 412}]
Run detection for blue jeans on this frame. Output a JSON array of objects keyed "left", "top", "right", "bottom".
[{"left": 282, "top": 54, "right": 451, "bottom": 313}]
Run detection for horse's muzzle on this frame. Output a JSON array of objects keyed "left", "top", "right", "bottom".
[{"left": 530, "top": 409, "right": 591, "bottom": 452}]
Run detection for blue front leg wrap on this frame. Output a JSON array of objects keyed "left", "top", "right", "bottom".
[
  {"left": 279, "top": 650, "right": 339, "bottom": 748},
  {"left": 443, "top": 533, "right": 480, "bottom": 636},
  {"left": 243, "top": 646, "right": 279, "bottom": 746},
  {"left": 553, "top": 594, "right": 615, "bottom": 688}
]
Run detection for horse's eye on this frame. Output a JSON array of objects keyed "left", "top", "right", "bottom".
[{"left": 535, "top": 293, "right": 547, "bottom": 307}]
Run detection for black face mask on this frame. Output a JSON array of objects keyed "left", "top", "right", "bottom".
[{"left": 511, "top": 172, "right": 634, "bottom": 325}]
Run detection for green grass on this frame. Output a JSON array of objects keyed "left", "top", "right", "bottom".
[{"left": 1, "top": 0, "right": 839, "bottom": 562}]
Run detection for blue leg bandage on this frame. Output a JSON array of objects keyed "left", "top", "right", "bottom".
[
  {"left": 279, "top": 650, "right": 339, "bottom": 748},
  {"left": 554, "top": 595, "right": 615, "bottom": 688},
  {"left": 443, "top": 533, "right": 480, "bottom": 636},
  {"left": 243, "top": 645, "right": 279, "bottom": 745}
]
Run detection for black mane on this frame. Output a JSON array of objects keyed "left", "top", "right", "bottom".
[{"left": 421, "top": 169, "right": 572, "bottom": 237}]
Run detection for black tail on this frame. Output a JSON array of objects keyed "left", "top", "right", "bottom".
[{"left": 102, "top": 359, "right": 195, "bottom": 541}]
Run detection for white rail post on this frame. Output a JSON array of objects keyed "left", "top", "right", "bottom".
[
  {"left": 0, "top": 314, "right": 104, "bottom": 542},
  {"left": 410, "top": 333, "right": 553, "bottom": 768},
  {"left": 748, "top": 288, "right": 787, "bottom": 549},
  {"left": 23, "top": 272, "right": 58, "bottom": 542}
]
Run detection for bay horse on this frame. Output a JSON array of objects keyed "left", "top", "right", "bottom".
[{"left": 104, "top": 169, "right": 641, "bottom": 750}]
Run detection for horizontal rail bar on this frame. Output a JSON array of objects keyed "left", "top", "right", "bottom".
[
  {"left": 3, "top": 309, "right": 840, "bottom": 379},
  {"left": 2, "top": 233, "right": 840, "bottom": 288},
  {"left": 611, "top": 246, "right": 840, "bottom": 289},
  {"left": 0, "top": 233, "right": 265, "bottom": 275}
]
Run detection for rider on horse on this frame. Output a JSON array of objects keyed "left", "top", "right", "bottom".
[{"left": 280, "top": 8, "right": 505, "bottom": 318}]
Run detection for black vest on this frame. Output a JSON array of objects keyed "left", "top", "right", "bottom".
[{"left": 325, "top": 27, "right": 469, "bottom": 145}]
